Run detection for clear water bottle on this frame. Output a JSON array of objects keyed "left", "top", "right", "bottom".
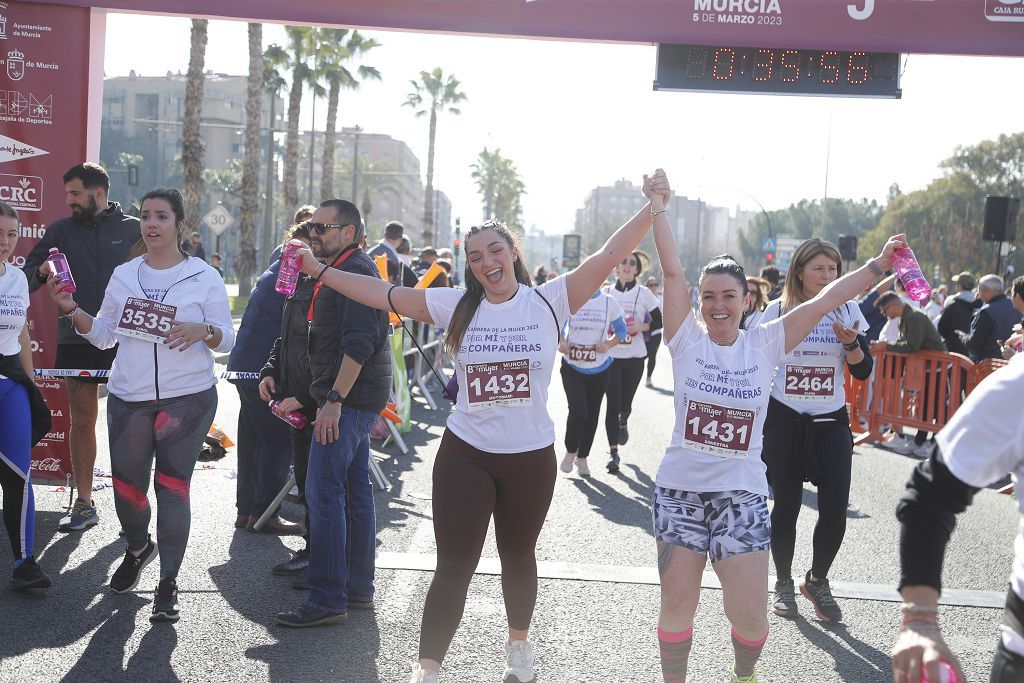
[
  {"left": 890, "top": 246, "right": 931, "bottom": 303},
  {"left": 46, "top": 247, "right": 76, "bottom": 294},
  {"left": 275, "top": 242, "right": 301, "bottom": 296},
  {"left": 269, "top": 400, "right": 308, "bottom": 429},
  {"left": 922, "top": 661, "right": 959, "bottom": 683}
]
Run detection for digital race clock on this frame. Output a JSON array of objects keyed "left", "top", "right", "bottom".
[{"left": 654, "top": 44, "right": 902, "bottom": 98}]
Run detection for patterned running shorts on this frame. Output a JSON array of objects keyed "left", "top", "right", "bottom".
[{"left": 652, "top": 487, "right": 771, "bottom": 563}]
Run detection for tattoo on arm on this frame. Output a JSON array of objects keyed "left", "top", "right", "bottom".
[{"left": 658, "top": 541, "right": 674, "bottom": 577}]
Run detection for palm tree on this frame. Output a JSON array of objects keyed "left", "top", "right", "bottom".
[
  {"left": 182, "top": 19, "right": 208, "bottom": 232},
  {"left": 471, "top": 147, "right": 526, "bottom": 228},
  {"left": 261, "top": 44, "right": 289, "bottom": 264},
  {"left": 236, "top": 22, "right": 263, "bottom": 293},
  {"left": 403, "top": 68, "right": 466, "bottom": 244},
  {"left": 276, "top": 26, "right": 320, "bottom": 212},
  {"left": 317, "top": 29, "right": 381, "bottom": 200},
  {"left": 470, "top": 147, "right": 500, "bottom": 219}
]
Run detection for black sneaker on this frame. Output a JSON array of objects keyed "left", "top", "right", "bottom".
[
  {"left": 273, "top": 548, "right": 310, "bottom": 576},
  {"left": 110, "top": 537, "right": 157, "bottom": 594},
  {"left": 772, "top": 578, "right": 798, "bottom": 618},
  {"left": 618, "top": 420, "right": 630, "bottom": 445},
  {"left": 291, "top": 571, "right": 309, "bottom": 591},
  {"left": 9, "top": 558, "right": 51, "bottom": 590},
  {"left": 606, "top": 451, "right": 620, "bottom": 474},
  {"left": 151, "top": 577, "right": 179, "bottom": 623},
  {"left": 800, "top": 572, "right": 843, "bottom": 623}
]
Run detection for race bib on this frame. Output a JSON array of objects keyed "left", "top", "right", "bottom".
[
  {"left": 465, "top": 358, "right": 532, "bottom": 411},
  {"left": 568, "top": 344, "right": 597, "bottom": 364},
  {"left": 783, "top": 365, "right": 836, "bottom": 401},
  {"left": 624, "top": 314, "right": 638, "bottom": 337},
  {"left": 116, "top": 298, "right": 176, "bottom": 344},
  {"left": 683, "top": 399, "right": 755, "bottom": 459}
]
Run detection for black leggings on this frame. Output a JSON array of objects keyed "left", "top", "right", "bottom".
[
  {"left": 762, "top": 407, "right": 853, "bottom": 581},
  {"left": 419, "top": 430, "right": 556, "bottom": 663},
  {"left": 992, "top": 639, "right": 1024, "bottom": 682},
  {"left": 605, "top": 356, "right": 645, "bottom": 446},
  {"left": 645, "top": 335, "right": 662, "bottom": 379},
  {"left": 560, "top": 362, "right": 610, "bottom": 459}
]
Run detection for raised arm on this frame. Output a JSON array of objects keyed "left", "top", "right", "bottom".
[
  {"left": 781, "top": 234, "right": 905, "bottom": 354},
  {"left": 650, "top": 187, "right": 691, "bottom": 341},
  {"left": 291, "top": 241, "right": 433, "bottom": 324},
  {"left": 564, "top": 170, "right": 668, "bottom": 313}
]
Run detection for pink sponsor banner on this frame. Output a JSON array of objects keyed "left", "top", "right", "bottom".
[
  {"left": 31, "top": 0, "right": 1024, "bottom": 57},
  {"left": 5, "top": 1, "right": 92, "bottom": 483}
]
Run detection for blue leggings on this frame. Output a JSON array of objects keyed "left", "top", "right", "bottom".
[{"left": 0, "top": 378, "right": 35, "bottom": 562}]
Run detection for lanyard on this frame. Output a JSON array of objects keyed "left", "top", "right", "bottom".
[{"left": 307, "top": 245, "right": 360, "bottom": 322}]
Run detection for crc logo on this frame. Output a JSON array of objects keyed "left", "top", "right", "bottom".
[
  {"left": 986, "top": 0, "right": 1024, "bottom": 21},
  {"left": 0, "top": 173, "right": 41, "bottom": 211}
]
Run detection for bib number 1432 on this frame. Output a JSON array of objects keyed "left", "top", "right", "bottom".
[{"left": 466, "top": 358, "right": 532, "bottom": 411}]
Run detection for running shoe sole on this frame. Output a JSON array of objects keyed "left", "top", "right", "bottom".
[
  {"left": 274, "top": 612, "right": 349, "bottom": 627},
  {"left": 150, "top": 610, "right": 180, "bottom": 623},
  {"left": 502, "top": 674, "right": 535, "bottom": 683},
  {"left": 59, "top": 516, "right": 99, "bottom": 532},
  {"left": 8, "top": 575, "right": 52, "bottom": 590},
  {"left": 799, "top": 582, "right": 840, "bottom": 623}
]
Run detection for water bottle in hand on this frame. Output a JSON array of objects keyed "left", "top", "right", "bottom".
[
  {"left": 890, "top": 246, "right": 931, "bottom": 303},
  {"left": 46, "top": 248, "right": 76, "bottom": 294},
  {"left": 922, "top": 661, "right": 959, "bottom": 683},
  {"left": 275, "top": 242, "right": 301, "bottom": 296},
  {"left": 269, "top": 400, "right": 308, "bottom": 429}
]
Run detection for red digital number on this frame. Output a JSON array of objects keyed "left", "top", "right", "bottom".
[
  {"left": 752, "top": 49, "right": 773, "bottom": 82},
  {"left": 712, "top": 48, "right": 736, "bottom": 81},
  {"left": 779, "top": 50, "right": 800, "bottom": 83},
  {"left": 847, "top": 52, "right": 869, "bottom": 84},
  {"left": 819, "top": 51, "right": 841, "bottom": 85}
]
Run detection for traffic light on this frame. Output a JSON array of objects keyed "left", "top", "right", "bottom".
[{"left": 765, "top": 252, "right": 774, "bottom": 265}]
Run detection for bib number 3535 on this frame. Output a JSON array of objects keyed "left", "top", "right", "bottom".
[
  {"left": 116, "top": 297, "right": 177, "bottom": 344},
  {"left": 466, "top": 358, "right": 532, "bottom": 411},
  {"left": 683, "top": 399, "right": 755, "bottom": 459}
]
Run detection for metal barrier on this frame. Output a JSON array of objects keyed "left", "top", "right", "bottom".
[{"left": 402, "top": 322, "right": 452, "bottom": 410}]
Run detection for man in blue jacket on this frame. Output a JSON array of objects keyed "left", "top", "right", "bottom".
[{"left": 275, "top": 199, "right": 392, "bottom": 628}]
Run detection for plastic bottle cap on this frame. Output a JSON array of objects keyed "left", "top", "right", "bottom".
[{"left": 48, "top": 248, "right": 58, "bottom": 254}]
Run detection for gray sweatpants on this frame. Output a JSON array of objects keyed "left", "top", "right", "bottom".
[{"left": 107, "top": 386, "right": 217, "bottom": 579}]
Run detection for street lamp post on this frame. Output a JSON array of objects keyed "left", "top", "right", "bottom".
[{"left": 351, "top": 125, "right": 362, "bottom": 201}]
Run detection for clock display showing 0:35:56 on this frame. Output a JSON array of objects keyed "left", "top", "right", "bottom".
[{"left": 654, "top": 44, "right": 902, "bottom": 98}]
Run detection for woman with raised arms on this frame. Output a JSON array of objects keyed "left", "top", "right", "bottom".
[
  {"left": 648, "top": 178, "right": 905, "bottom": 683},
  {"left": 288, "top": 170, "right": 671, "bottom": 683}
]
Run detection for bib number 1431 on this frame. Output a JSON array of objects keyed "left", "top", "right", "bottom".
[{"left": 683, "top": 399, "right": 755, "bottom": 458}]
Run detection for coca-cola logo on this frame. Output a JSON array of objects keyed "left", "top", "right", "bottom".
[{"left": 31, "top": 457, "right": 62, "bottom": 472}]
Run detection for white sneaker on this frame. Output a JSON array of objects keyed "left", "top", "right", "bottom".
[
  {"left": 503, "top": 640, "right": 535, "bottom": 683},
  {"left": 559, "top": 452, "right": 575, "bottom": 474},
  {"left": 576, "top": 458, "right": 591, "bottom": 477},
  {"left": 912, "top": 441, "right": 935, "bottom": 459},
  {"left": 645, "top": 378, "right": 654, "bottom": 388},
  {"left": 409, "top": 663, "right": 439, "bottom": 683},
  {"left": 892, "top": 436, "right": 917, "bottom": 455}
]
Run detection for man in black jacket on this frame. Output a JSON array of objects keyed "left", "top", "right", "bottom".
[
  {"left": 275, "top": 199, "right": 392, "bottom": 628},
  {"left": 937, "top": 272, "right": 980, "bottom": 357},
  {"left": 966, "top": 274, "right": 1018, "bottom": 362},
  {"left": 22, "top": 163, "right": 140, "bottom": 532}
]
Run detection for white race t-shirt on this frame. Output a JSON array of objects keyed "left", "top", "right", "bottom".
[
  {"left": 938, "top": 353, "right": 1024, "bottom": 601},
  {"left": 0, "top": 262, "right": 29, "bottom": 359},
  {"left": 425, "top": 277, "right": 570, "bottom": 453},
  {"left": 656, "top": 311, "right": 787, "bottom": 496},
  {"left": 562, "top": 292, "right": 624, "bottom": 372},
  {"left": 761, "top": 300, "right": 867, "bottom": 415},
  {"left": 139, "top": 259, "right": 189, "bottom": 302},
  {"left": 605, "top": 283, "right": 660, "bottom": 359}
]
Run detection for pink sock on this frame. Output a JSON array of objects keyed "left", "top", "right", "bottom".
[
  {"left": 731, "top": 628, "right": 768, "bottom": 678},
  {"left": 658, "top": 626, "right": 693, "bottom": 683}
]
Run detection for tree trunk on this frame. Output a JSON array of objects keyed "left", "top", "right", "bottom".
[
  {"left": 320, "top": 81, "right": 339, "bottom": 201},
  {"left": 283, "top": 71, "right": 303, "bottom": 211},
  {"left": 237, "top": 22, "right": 262, "bottom": 293},
  {"left": 182, "top": 19, "right": 208, "bottom": 234},
  {"left": 422, "top": 106, "right": 437, "bottom": 245}
]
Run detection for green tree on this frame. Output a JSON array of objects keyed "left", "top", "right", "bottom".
[
  {"left": 404, "top": 68, "right": 467, "bottom": 244},
  {"left": 317, "top": 29, "right": 381, "bottom": 200},
  {"left": 274, "top": 26, "right": 322, "bottom": 211},
  {"left": 182, "top": 19, "right": 208, "bottom": 232},
  {"left": 470, "top": 147, "right": 526, "bottom": 230}
]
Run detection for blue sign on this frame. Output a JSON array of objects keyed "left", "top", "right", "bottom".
[{"left": 761, "top": 237, "right": 776, "bottom": 253}]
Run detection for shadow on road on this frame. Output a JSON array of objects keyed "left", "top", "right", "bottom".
[
  {"left": 801, "top": 488, "right": 871, "bottom": 519},
  {"left": 793, "top": 617, "right": 892, "bottom": 682},
  {"left": 571, "top": 464, "right": 656, "bottom": 536}
]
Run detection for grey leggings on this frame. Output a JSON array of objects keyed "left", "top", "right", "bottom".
[{"left": 108, "top": 386, "right": 217, "bottom": 579}]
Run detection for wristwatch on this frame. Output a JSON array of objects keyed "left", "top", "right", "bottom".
[
  {"left": 202, "top": 324, "right": 215, "bottom": 341},
  {"left": 325, "top": 388, "right": 345, "bottom": 405}
]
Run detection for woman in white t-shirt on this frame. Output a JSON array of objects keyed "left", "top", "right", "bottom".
[
  {"left": 603, "top": 251, "right": 661, "bottom": 473},
  {"left": 648, "top": 185, "right": 907, "bottom": 682},
  {"left": 49, "top": 189, "right": 233, "bottom": 624},
  {"left": 0, "top": 201, "right": 51, "bottom": 590},
  {"left": 758, "top": 238, "right": 873, "bottom": 625},
  {"left": 558, "top": 289, "right": 629, "bottom": 477},
  {"left": 288, "top": 170, "right": 672, "bottom": 683}
]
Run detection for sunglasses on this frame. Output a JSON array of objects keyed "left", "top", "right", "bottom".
[{"left": 308, "top": 223, "right": 350, "bottom": 235}]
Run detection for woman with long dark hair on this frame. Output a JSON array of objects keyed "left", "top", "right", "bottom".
[
  {"left": 287, "top": 171, "right": 671, "bottom": 683},
  {"left": 648, "top": 183, "right": 905, "bottom": 681},
  {"left": 48, "top": 188, "right": 234, "bottom": 623},
  {"left": 759, "top": 238, "right": 872, "bottom": 624},
  {"left": 604, "top": 250, "right": 661, "bottom": 473}
]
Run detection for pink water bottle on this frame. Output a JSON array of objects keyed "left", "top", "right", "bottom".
[
  {"left": 46, "top": 247, "right": 76, "bottom": 294},
  {"left": 269, "top": 400, "right": 308, "bottom": 429},
  {"left": 921, "top": 661, "right": 959, "bottom": 683},
  {"left": 275, "top": 242, "right": 301, "bottom": 296},
  {"left": 890, "top": 246, "right": 931, "bottom": 303}
]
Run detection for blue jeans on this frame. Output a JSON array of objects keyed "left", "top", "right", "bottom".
[
  {"left": 305, "top": 407, "right": 378, "bottom": 612},
  {"left": 235, "top": 385, "right": 293, "bottom": 518}
]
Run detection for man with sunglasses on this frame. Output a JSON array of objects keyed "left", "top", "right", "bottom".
[{"left": 276, "top": 199, "right": 393, "bottom": 628}]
